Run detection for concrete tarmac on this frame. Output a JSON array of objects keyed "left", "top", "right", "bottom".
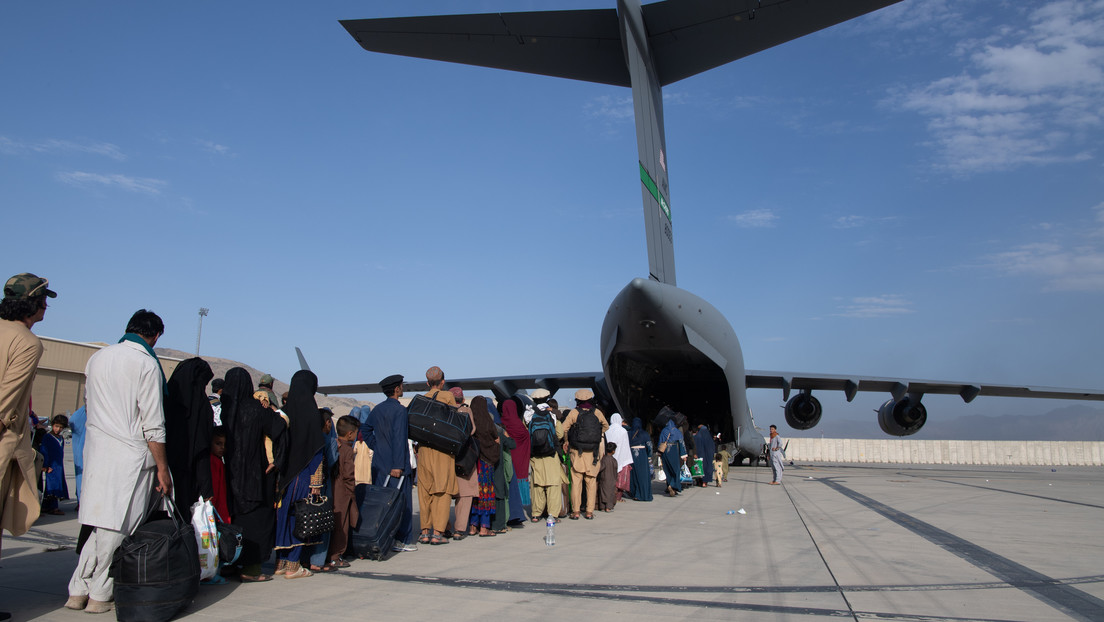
[{"left": 2, "top": 462, "right": 1102, "bottom": 621}]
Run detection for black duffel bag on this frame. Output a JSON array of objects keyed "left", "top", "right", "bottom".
[
  {"left": 110, "top": 494, "right": 200, "bottom": 622},
  {"left": 408, "top": 392, "right": 472, "bottom": 456},
  {"left": 454, "top": 435, "right": 480, "bottom": 477}
]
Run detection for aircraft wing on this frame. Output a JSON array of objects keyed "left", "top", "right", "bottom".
[
  {"left": 319, "top": 366, "right": 1104, "bottom": 404},
  {"left": 317, "top": 372, "right": 606, "bottom": 401},
  {"left": 340, "top": 0, "right": 904, "bottom": 88},
  {"left": 744, "top": 370, "right": 1104, "bottom": 404}
]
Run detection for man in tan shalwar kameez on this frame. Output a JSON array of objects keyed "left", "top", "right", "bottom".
[
  {"left": 560, "top": 389, "right": 609, "bottom": 520},
  {"left": 417, "top": 366, "right": 458, "bottom": 545},
  {"left": 527, "top": 388, "right": 565, "bottom": 521},
  {"left": 0, "top": 274, "right": 54, "bottom": 587}
]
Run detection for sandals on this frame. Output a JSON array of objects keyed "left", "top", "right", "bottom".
[
  {"left": 310, "top": 564, "right": 337, "bottom": 572},
  {"left": 493, "top": 527, "right": 509, "bottom": 534},
  {"left": 530, "top": 517, "right": 542, "bottom": 523},
  {"left": 429, "top": 534, "right": 449, "bottom": 545},
  {"left": 418, "top": 533, "right": 432, "bottom": 544},
  {"left": 452, "top": 532, "right": 467, "bottom": 541},
  {"left": 240, "top": 574, "right": 273, "bottom": 583},
  {"left": 584, "top": 513, "right": 594, "bottom": 520},
  {"left": 569, "top": 513, "right": 580, "bottom": 520},
  {"left": 479, "top": 531, "right": 496, "bottom": 537},
  {"left": 285, "top": 568, "right": 313, "bottom": 579},
  {"left": 331, "top": 559, "right": 351, "bottom": 568}
]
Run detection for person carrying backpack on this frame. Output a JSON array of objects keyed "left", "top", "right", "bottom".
[
  {"left": 561, "top": 389, "right": 608, "bottom": 520},
  {"left": 526, "top": 389, "right": 564, "bottom": 522}
]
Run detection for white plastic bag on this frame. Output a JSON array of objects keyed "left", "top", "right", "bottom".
[{"left": 191, "top": 497, "right": 219, "bottom": 581}]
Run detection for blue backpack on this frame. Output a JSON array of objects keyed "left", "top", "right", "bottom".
[{"left": 529, "top": 410, "right": 557, "bottom": 457}]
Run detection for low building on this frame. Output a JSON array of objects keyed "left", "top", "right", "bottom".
[{"left": 31, "top": 336, "right": 182, "bottom": 418}]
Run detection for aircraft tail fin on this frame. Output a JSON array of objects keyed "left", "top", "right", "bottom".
[
  {"left": 341, "top": 0, "right": 904, "bottom": 285},
  {"left": 295, "top": 347, "right": 311, "bottom": 371}
]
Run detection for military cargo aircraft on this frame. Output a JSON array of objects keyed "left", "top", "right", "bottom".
[{"left": 311, "top": 0, "right": 1104, "bottom": 463}]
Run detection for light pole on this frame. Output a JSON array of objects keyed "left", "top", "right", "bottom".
[{"left": 196, "top": 308, "right": 209, "bottom": 356}]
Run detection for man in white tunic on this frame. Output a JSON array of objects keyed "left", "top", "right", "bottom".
[{"left": 66, "top": 310, "right": 171, "bottom": 614}]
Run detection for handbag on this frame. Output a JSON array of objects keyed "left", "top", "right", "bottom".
[
  {"left": 657, "top": 441, "right": 669, "bottom": 453},
  {"left": 292, "top": 494, "right": 335, "bottom": 541},
  {"left": 210, "top": 505, "right": 242, "bottom": 565}
]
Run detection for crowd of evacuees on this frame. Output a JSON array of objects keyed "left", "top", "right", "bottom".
[{"left": 0, "top": 276, "right": 735, "bottom": 617}]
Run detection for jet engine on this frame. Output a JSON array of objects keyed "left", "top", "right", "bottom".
[
  {"left": 877, "top": 396, "right": 927, "bottom": 436},
  {"left": 784, "top": 392, "right": 822, "bottom": 430}
]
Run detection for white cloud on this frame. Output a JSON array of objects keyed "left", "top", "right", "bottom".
[
  {"left": 984, "top": 202, "right": 1104, "bottom": 291},
  {"left": 56, "top": 171, "right": 167, "bottom": 195},
  {"left": 0, "top": 136, "right": 125, "bottom": 160},
  {"left": 196, "top": 139, "right": 230, "bottom": 155},
  {"left": 729, "top": 208, "right": 779, "bottom": 228},
  {"left": 834, "top": 295, "right": 915, "bottom": 318},
  {"left": 892, "top": 0, "right": 1104, "bottom": 174},
  {"left": 584, "top": 94, "right": 634, "bottom": 122},
  {"left": 833, "top": 214, "right": 898, "bottom": 229}
]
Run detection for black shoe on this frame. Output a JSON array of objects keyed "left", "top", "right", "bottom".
[{"left": 0, "top": 611, "right": 11, "bottom": 621}]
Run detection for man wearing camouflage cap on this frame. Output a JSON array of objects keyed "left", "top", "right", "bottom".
[
  {"left": 258, "top": 373, "right": 279, "bottom": 409},
  {"left": 0, "top": 273, "right": 55, "bottom": 583}
]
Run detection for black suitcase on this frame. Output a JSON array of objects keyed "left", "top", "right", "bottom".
[
  {"left": 407, "top": 393, "right": 471, "bottom": 456},
  {"left": 111, "top": 495, "right": 200, "bottom": 622},
  {"left": 350, "top": 476, "right": 404, "bottom": 560}
]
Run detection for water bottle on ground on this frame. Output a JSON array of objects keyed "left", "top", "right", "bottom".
[{"left": 545, "top": 517, "right": 556, "bottom": 546}]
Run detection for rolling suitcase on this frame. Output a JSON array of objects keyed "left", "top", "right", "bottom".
[
  {"left": 407, "top": 392, "right": 471, "bottom": 456},
  {"left": 350, "top": 476, "right": 404, "bottom": 560}
]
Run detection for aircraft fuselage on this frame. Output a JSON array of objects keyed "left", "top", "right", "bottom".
[{"left": 601, "top": 277, "right": 765, "bottom": 458}]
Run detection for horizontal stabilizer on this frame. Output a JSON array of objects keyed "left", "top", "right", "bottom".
[
  {"left": 341, "top": 1, "right": 903, "bottom": 88},
  {"left": 341, "top": 10, "right": 629, "bottom": 86},
  {"left": 642, "top": 0, "right": 903, "bottom": 85}
]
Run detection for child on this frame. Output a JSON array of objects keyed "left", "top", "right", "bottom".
[
  {"left": 713, "top": 453, "right": 724, "bottom": 488},
  {"left": 41, "top": 414, "right": 70, "bottom": 515},
  {"left": 596, "top": 442, "right": 618, "bottom": 512},
  {"left": 329, "top": 416, "right": 360, "bottom": 567},
  {"left": 209, "top": 427, "right": 231, "bottom": 522}
]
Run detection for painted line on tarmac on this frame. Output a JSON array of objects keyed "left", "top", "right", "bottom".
[
  {"left": 783, "top": 481, "right": 860, "bottom": 621},
  {"left": 903, "top": 474, "right": 1104, "bottom": 510},
  {"left": 339, "top": 570, "right": 1028, "bottom": 621},
  {"left": 818, "top": 477, "right": 1104, "bottom": 622}
]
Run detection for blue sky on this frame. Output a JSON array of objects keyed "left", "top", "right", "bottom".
[{"left": 3, "top": 0, "right": 1102, "bottom": 425}]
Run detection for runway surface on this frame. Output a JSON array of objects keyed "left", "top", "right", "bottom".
[{"left": 2, "top": 462, "right": 1101, "bottom": 621}]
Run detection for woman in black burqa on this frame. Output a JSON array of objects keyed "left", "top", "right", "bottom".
[
  {"left": 273, "top": 369, "right": 326, "bottom": 579},
  {"left": 222, "top": 367, "right": 287, "bottom": 582},
  {"left": 164, "top": 357, "right": 215, "bottom": 514}
]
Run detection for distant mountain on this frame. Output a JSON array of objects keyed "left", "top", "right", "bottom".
[
  {"left": 154, "top": 348, "right": 373, "bottom": 416},
  {"left": 787, "top": 403, "right": 1104, "bottom": 441}
]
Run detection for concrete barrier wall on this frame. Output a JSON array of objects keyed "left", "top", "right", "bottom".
[{"left": 786, "top": 438, "right": 1104, "bottom": 466}]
